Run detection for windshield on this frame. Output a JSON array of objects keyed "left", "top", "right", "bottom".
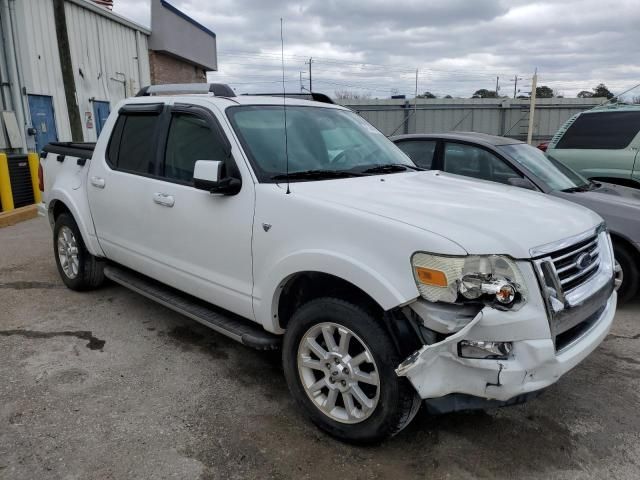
[
  {"left": 227, "top": 105, "right": 414, "bottom": 182},
  {"left": 498, "top": 143, "right": 590, "bottom": 191}
]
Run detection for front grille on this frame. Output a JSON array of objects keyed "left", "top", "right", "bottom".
[{"left": 548, "top": 233, "right": 600, "bottom": 293}]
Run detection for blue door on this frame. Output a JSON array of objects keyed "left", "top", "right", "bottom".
[
  {"left": 28, "top": 95, "right": 58, "bottom": 152},
  {"left": 93, "top": 100, "right": 111, "bottom": 137}
]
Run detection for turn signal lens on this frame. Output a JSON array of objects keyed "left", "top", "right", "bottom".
[{"left": 415, "top": 267, "right": 448, "bottom": 287}]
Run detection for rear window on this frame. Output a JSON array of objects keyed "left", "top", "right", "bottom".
[{"left": 555, "top": 111, "right": 640, "bottom": 150}]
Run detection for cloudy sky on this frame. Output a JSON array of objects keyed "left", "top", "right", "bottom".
[{"left": 113, "top": 0, "right": 640, "bottom": 99}]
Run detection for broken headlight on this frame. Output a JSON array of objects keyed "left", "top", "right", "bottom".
[{"left": 411, "top": 253, "right": 527, "bottom": 307}]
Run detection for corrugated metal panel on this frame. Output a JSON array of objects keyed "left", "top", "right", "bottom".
[
  {"left": 65, "top": 0, "right": 150, "bottom": 141},
  {"left": 342, "top": 98, "right": 606, "bottom": 140},
  {"left": 14, "top": 0, "right": 72, "bottom": 142},
  {"left": 13, "top": 0, "right": 150, "bottom": 143}
]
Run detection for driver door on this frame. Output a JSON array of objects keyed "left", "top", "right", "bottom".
[{"left": 441, "top": 142, "right": 523, "bottom": 186}]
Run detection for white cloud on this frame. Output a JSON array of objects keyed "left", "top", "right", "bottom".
[{"left": 113, "top": 0, "right": 640, "bottom": 98}]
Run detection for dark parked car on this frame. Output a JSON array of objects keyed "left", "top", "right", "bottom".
[{"left": 391, "top": 132, "right": 640, "bottom": 302}]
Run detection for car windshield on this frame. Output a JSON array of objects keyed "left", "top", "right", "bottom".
[
  {"left": 498, "top": 143, "right": 591, "bottom": 191},
  {"left": 227, "top": 105, "right": 415, "bottom": 182}
]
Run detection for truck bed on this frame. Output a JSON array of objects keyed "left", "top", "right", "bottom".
[{"left": 43, "top": 142, "right": 96, "bottom": 160}]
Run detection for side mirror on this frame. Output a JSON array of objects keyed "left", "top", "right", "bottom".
[
  {"left": 193, "top": 160, "right": 241, "bottom": 195},
  {"left": 508, "top": 177, "right": 537, "bottom": 191}
]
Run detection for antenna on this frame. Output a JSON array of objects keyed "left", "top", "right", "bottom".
[{"left": 280, "top": 18, "right": 290, "bottom": 194}]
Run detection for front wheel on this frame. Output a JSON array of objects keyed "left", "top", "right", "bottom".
[
  {"left": 53, "top": 213, "right": 105, "bottom": 291},
  {"left": 613, "top": 242, "right": 639, "bottom": 304},
  {"left": 282, "top": 298, "right": 421, "bottom": 443}
]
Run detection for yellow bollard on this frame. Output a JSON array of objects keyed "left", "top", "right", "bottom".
[
  {"left": 0, "top": 153, "right": 14, "bottom": 212},
  {"left": 27, "top": 152, "right": 42, "bottom": 204}
]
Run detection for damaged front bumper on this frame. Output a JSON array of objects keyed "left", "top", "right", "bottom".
[{"left": 396, "top": 282, "right": 616, "bottom": 406}]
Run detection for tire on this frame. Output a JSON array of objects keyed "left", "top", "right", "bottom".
[
  {"left": 282, "top": 297, "right": 421, "bottom": 443},
  {"left": 613, "top": 242, "right": 639, "bottom": 304},
  {"left": 53, "top": 213, "right": 105, "bottom": 291}
]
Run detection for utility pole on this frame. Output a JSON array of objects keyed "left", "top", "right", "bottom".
[
  {"left": 305, "top": 57, "right": 313, "bottom": 91},
  {"left": 495, "top": 76, "right": 500, "bottom": 96},
  {"left": 299, "top": 71, "right": 304, "bottom": 93},
  {"left": 510, "top": 75, "right": 523, "bottom": 99},
  {"left": 414, "top": 68, "right": 418, "bottom": 132},
  {"left": 527, "top": 69, "right": 538, "bottom": 145}
]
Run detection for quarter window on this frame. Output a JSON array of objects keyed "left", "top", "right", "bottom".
[
  {"left": 395, "top": 140, "right": 437, "bottom": 169},
  {"left": 163, "top": 113, "right": 227, "bottom": 182},
  {"left": 556, "top": 111, "right": 640, "bottom": 149},
  {"left": 443, "top": 143, "right": 521, "bottom": 185}
]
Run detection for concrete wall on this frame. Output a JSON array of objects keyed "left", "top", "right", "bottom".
[
  {"left": 340, "top": 97, "right": 608, "bottom": 141},
  {"left": 149, "top": 51, "right": 206, "bottom": 85},
  {"left": 148, "top": 0, "right": 216, "bottom": 72}
]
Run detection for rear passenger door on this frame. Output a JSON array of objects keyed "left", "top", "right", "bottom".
[{"left": 88, "top": 102, "right": 256, "bottom": 319}]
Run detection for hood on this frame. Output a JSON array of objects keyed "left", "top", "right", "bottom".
[
  {"left": 291, "top": 171, "right": 603, "bottom": 258},
  {"left": 553, "top": 182, "right": 640, "bottom": 243}
]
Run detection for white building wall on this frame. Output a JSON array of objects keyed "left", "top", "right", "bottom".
[
  {"left": 13, "top": 0, "right": 150, "bottom": 144},
  {"left": 14, "top": 0, "right": 72, "bottom": 143},
  {"left": 65, "top": 0, "right": 150, "bottom": 141}
]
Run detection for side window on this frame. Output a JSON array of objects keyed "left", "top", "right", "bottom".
[
  {"left": 443, "top": 143, "right": 521, "bottom": 185},
  {"left": 395, "top": 140, "right": 436, "bottom": 169},
  {"left": 556, "top": 111, "right": 640, "bottom": 149},
  {"left": 114, "top": 114, "right": 159, "bottom": 174},
  {"left": 163, "top": 113, "right": 227, "bottom": 182}
]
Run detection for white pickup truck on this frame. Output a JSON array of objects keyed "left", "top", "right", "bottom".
[{"left": 39, "top": 84, "right": 616, "bottom": 443}]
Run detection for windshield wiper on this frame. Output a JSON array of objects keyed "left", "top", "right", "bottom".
[
  {"left": 271, "top": 169, "right": 365, "bottom": 181},
  {"left": 562, "top": 184, "right": 591, "bottom": 193},
  {"left": 360, "top": 164, "right": 425, "bottom": 174}
]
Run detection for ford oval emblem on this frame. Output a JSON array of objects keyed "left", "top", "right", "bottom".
[{"left": 575, "top": 252, "right": 592, "bottom": 270}]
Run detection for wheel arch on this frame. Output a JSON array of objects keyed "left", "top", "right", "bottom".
[
  {"left": 47, "top": 192, "right": 104, "bottom": 257},
  {"left": 258, "top": 251, "right": 418, "bottom": 334}
]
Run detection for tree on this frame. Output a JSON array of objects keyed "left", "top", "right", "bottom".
[
  {"left": 444, "top": 94, "right": 453, "bottom": 99},
  {"left": 535, "top": 85, "right": 554, "bottom": 98},
  {"left": 577, "top": 90, "right": 593, "bottom": 98},
  {"left": 416, "top": 91, "right": 436, "bottom": 99},
  {"left": 333, "top": 90, "right": 372, "bottom": 100},
  {"left": 592, "top": 83, "right": 614, "bottom": 99},
  {"left": 471, "top": 89, "right": 498, "bottom": 98},
  {"left": 633, "top": 95, "right": 640, "bottom": 104}
]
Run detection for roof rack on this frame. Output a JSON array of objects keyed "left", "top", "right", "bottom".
[
  {"left": 241, "top": 92, "right": 334, "bottom": 105},
  {"left": 136, "top": 83, "right": 235, "bottom": 97}
]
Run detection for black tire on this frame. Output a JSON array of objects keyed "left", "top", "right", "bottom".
[
  {"left": 282, "top": 297, "right": 421, "bottom": 443},
  {"left": 613, "top": 242, "right": 639, "bottom": 304},
  {"left": 53, "top": 213, "right": 105, "bottom": 291}
]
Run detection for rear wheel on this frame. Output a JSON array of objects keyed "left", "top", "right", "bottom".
[
  {"left": 282, "top": 297, "right": 421, "bottom": 443},
  {"left": 613, "top": 242, "right": 639, "bottom": 304},
  {"left": 53, "top": 213, "right": 104, "bottom": 291}
]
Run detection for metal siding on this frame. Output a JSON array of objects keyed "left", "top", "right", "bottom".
[
  {"left": 341, "top": 98, "right": 606, "bottom": 141},
  {"left": 14, "top": 0, "right": 72, "bottom": 142},
  {"left": 65, "top": 1, "right": 150, "bottom": 141}
]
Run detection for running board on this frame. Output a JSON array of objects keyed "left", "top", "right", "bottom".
[{"left": 103, "top": 265, "right": 281, "bottom": 350}]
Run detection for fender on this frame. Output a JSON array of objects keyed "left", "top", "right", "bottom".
[
  {"left": 254, "top": 249, "right": 419, "bottom": 334},
  {"left": 48, "top": 188, "right": 104, "bottom": 257}
]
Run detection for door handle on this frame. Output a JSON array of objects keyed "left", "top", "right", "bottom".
[
  {"left": 90, "top": 176, "right": 105, "bottom": 188},
  {"left": 153, "top": 192, "right": 175, "bottom": 207}
]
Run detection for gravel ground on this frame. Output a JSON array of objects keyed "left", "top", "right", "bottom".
[{"left": 1, "top": 217, "right": 639, "bottom": 480}]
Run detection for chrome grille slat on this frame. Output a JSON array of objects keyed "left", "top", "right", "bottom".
[
  {"left": 559, "top": 258, "right": 600, "bottom": 286},
  {"left": 550, "top": 238, "right": 598, "bottom": 263},
  {"left": 555, "top": 247, "right": 600, "bottom": 274}
]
